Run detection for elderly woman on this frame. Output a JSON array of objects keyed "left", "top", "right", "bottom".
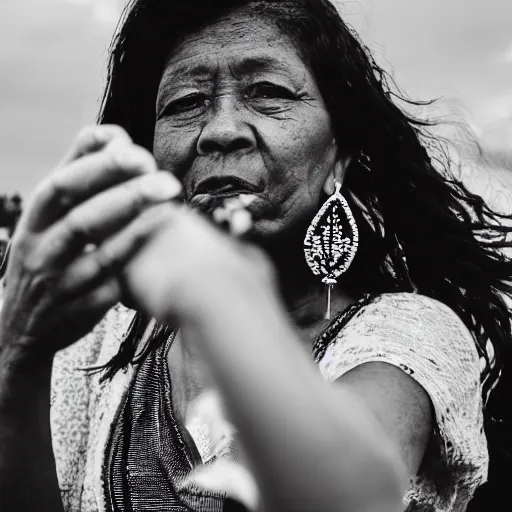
[{"left": 0, "top": 1, "right": 510, "bottom": 511}]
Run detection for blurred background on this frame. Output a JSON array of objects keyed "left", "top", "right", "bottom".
[{"left": 0, "top": 0, "right": 511, "bottom": 215}]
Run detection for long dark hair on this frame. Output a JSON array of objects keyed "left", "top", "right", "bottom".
[{"left": 97, "top": 1, "right": 512, "bottom": 508}]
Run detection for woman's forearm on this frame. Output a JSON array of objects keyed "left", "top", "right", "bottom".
[
  {"left": 183, "top": 275, "right": 405, "bottom": 512},
  {"left": 0, "top": 341, "right": 63, "bottom": 512}
]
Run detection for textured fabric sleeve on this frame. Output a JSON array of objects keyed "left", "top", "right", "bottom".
[{"left": 318, "top": 293, "right": 488, "bottom": 512}]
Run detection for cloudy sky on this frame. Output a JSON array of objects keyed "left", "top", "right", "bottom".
[{"left": 1, "top": 0, "right": 511, "bottom": 196}]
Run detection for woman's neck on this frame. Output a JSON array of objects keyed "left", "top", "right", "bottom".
[{"left": 268, "top": 238, "right": 355, "bottom": 343}]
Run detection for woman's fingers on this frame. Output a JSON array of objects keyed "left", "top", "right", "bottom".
[
  {"left": 56, "top": 202, "right": 178, "bottom": 296},
  {"left": 65, "top": 276, "right": 122, "bottom": 318},
  {"left": 23, "top": 139, "right": 159, "bottom": 232},
  {"left": 58, "top": 124, "right": 132, "bottom": 166},
  {"left": 37, "top": 172, "right": 181, "bottom": 269}
]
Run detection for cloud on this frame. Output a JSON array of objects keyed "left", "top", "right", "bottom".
[{"left": 63, "top": 0, "right": 123, "bottom": 24}]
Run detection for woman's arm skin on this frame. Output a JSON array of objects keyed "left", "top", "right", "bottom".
[
  {"left": 122, "top": 210, "right": 430, "bottom": 512},
  {"left": 0, "top": 126, "right": 181, "bottom": 511},
  {"left": 184, "top": 276, "right": 420, "bottom": 512},
  {"left": 340, "top": 361, "right": 432, "bottom": 478}
]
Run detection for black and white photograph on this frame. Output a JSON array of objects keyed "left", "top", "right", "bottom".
[{"left": 1, "top": 1, "right": 511, "bottom": 511}]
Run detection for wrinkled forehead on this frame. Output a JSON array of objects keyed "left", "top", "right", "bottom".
[{"left": 159, "top": 10, "right": 310, "bottom": 87}]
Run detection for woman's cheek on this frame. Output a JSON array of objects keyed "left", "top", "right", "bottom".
[{"left": 153, "top": 122, "right": 199, "bottom": 174}]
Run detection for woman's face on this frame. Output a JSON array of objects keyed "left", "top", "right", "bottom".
[{"left": 154, "top": 10, "right": 342, "bottom": 240}]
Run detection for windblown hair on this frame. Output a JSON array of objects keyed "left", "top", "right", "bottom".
[{"left": 96, "top": 1, "right": 512, "bottom": 508}]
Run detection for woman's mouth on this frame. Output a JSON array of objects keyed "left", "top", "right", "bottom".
[
  {"left": 189, "top": 176, "right": 265, "bottom": 214},
  {"left": 192, "top": 176, "right": 263, "bottom": 197}
]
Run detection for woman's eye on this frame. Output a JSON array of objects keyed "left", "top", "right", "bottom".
[
  {"left": 161, "top": 93, "right": 209, "bottom": 117},
  {"left": 248, "top": 83, "right": 296, "bottom": 101}
]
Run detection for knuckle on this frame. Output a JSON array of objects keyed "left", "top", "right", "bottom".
[
  {"left": 40, "top": 170, "right": 79, "bottom": 209},
  {"left": 106, "top": 141, "right": 127, "bottom": 166},
  {"left": 23, "top": 234, "right": 65, "bottom": 275},
  {"left": 39, "top": 174, "right": 63, "bottom": 201},
  {"left": 99, "top": 124, "right": 132, "bottom": 142},
  {"left": 16, "top": 252, "right": 59, "bottom": 292},
  {"left": 76, "top": 124, "right": 131, "bottom": 149},
  {"left": 22, "top": 252, "right": 45, "bottom": 276},
  {"left": 76, "top": 125, "right": 104, "bottom": 152},
  {"left": 76, "top": 125, "right": 96, "bottom": 143},
  {"left": 93, "top": 246, "right": 116, "bottom": 274},
  {"left": 46, "top": 173, "right": 75, "bottom": 209},
  {"left": 106, "top": 140, "right": 155, "bottom": 172},
  {"left": 123, "top": 179, "right": 149, "bottom": 212},
  {"left": 9, "top": 240, "right": 35, "bottom": 274},
  {"left": 61, "top": 211, "right": 90, "bottom": 245},
  {"left": 134, "top": 173, "right": 171, "bottom": 206}
]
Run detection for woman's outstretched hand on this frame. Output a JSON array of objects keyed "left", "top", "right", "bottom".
[{"left": 0, "top": 125, "right": 181, "bottom": 358}]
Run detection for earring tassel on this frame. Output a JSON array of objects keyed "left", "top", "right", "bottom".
[{"left": 325, "top": 283, "right": 333, "bottom": 320}]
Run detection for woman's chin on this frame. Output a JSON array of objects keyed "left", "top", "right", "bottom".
[{"left": 247, "top": 219, "right": 306, "bottom": 256}]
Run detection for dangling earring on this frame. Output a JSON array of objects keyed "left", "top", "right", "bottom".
[{"left": 304, "top": 181, "right": 359, "bottom": 319}]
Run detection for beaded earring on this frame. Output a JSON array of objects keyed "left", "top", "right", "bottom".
[{"left": 303, "top": 180, "right": 359, "bottom": 319}]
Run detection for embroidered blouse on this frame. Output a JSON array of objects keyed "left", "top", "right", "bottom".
[{"left": 48, "top": 293, "right": 490, "bottom": 511}]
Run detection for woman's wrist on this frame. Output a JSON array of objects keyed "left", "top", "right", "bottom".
[
  {"left": 0, "top": 328, "right": 54, "bottom": 376},
  {"left": 179, "top": 264, "right": 281, "bottom": 329}
]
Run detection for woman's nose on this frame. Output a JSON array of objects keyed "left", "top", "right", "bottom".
[{"left": 197, "top": 97, "right": 256, "bottom": 156}]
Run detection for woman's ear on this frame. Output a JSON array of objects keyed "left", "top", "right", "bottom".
[{"left": 323, "top": 155, "right": 352, "bottom": 195}]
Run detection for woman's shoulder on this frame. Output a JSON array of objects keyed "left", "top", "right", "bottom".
[
  {"left": 362, "top": 291, "right": 472, "bottom": 328},
  {"left": 316, "top": 291, "right": 481, "bottom": 381},
  {"left": 318, "top": 292, "right": 484, "bottom": 419},
  {"left": 320, "top": 289, "right": 480, "bottom": 379},
  {"left": 348, "top": 292, "right": 477, "bottom": 352}
]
